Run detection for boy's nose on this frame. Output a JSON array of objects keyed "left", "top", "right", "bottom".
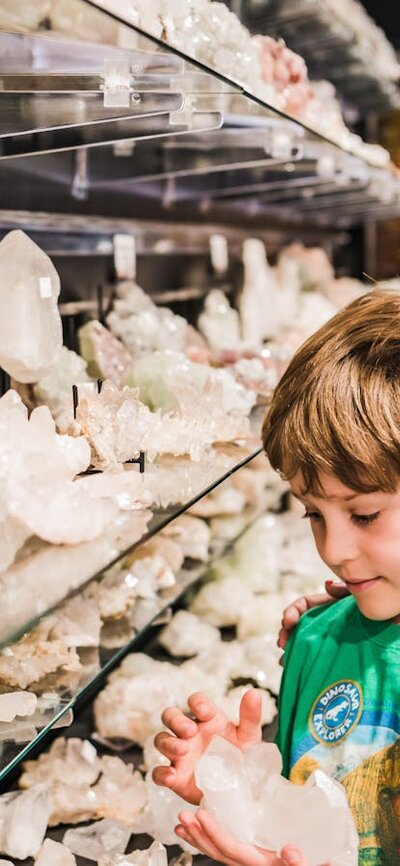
[{"left": 319, "top": 524, "right": 360, "bottom": 570}]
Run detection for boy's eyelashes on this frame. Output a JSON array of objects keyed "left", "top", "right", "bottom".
[{"left": 302, "top": 511, "right": 381, "bottom": 526}]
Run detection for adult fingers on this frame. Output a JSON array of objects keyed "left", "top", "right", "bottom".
[
  {"left": 161, "top": 706, "right": 198, "bottom": 738},
  {"left": 237, "top": 689, "right": 262, "bottom": 746},
  {"left": 154, "top": 732, "right": 188, "bottom": 759}
]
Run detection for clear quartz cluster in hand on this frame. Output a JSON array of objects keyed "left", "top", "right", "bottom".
[
  {"left": 0, "top": 231, "right": 62, "bottom": 383},
  {"left": 196, "top": 738, "right": 358, "bottom": 866}
]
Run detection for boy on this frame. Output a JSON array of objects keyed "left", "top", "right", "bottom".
[{"left": 153, "top": 290, "right": 400, "bottom": 866}]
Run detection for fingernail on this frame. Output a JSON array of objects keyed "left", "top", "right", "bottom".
[{"left": 282, "top": 847, "right": 302, "bottom": 864}]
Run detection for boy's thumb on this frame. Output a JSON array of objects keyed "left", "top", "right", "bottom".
[{"left": 281, "top": 847, "right": 304, "bottom": 865}]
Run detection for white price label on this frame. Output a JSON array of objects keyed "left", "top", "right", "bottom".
[
  {"left": 39, "top": 277, "right": 52, "bottom": 299},
  {"left": 210, "top": 234, "right": 229, "bottom": 275},
  {"left": 114, "top": 233, "right": 136, "bottom": 280}
]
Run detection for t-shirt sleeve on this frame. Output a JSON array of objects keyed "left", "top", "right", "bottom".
[{"left": 274, "top": 615, "right": 311, "bottom": 777}]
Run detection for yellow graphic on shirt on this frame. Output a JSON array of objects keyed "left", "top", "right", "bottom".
[{"left": 291, "top": 738, "right": 400, "bottom": 861}]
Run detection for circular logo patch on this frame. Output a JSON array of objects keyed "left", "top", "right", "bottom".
[{"left": 309, "top": 680, "right": 363, "bottom": 746}]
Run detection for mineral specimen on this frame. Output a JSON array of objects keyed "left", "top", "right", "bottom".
[
  {"left": 240, "top": 239, "right": 282, "bottom": 346},
  {"left": 79, "top": 320, "right": 133, "bottom": 387},
  {"left": 161, "top": 515, "right": 210, "bottom": 562},
  {"left": 35, "top": 838, "right": 77, "bottom": 866},
  {"left": 20, "top": 737, "right": 101, "bottom": 790},
  {"left": 107, "top": 282, "right": 188, "bottom": 355},
  {"left": 63, "top": 819, "right": 131, "bottom": 861},
  {"left": 0, "top": 690, "right": 37, "bottom": 722},
  {"left": 0, "top": 784, "right": 51, "bottom": 859},
  {"left": 34, "top": 345, "right": 91, "bottom": 427},
  {"left": 198, "top": 290, "right": 242, "bottom": 351},
  {"left": 159, "top": 611, "right": 220, "bottom": 658},
  {"left": 0, "top": 231, "right": 62, "bottom": 382},
  {"left": 99, "top": 840, "right": 169, "bottom": 866},
  {"left": 195, "top": 738, "right": 358, "bottom": 866}
]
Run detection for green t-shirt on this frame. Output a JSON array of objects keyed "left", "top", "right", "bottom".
[{"left": 276, "top": 596, "right": 400, "bottom": 866}]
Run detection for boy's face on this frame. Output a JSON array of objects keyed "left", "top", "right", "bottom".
[{"left": 290, "top": 471, "right": 400, "bottom": 623}]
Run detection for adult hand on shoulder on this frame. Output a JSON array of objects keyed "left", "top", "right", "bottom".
[
  {"left": 278, "top": 579, "right": 350, "bottom": 650},
  {"left": 152, "top": 689, "right": 262, "bottom": 805},
  {"left": 175, "top": 808, "right": 329, "bottom": 866}
]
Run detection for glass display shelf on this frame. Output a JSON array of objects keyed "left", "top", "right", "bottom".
[
  {"left": 0, "top": 443, "right": 263, "bottom": 649},
  {"left": 0, "top": 462, "right": 271, "bottom": 783},
  {"left": 0, "top": 0, "right": 393, "bottom": 168}
]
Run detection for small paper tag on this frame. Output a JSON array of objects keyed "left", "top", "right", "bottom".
[
  {"left": 114, "top": 233, "right": 136, "bottom": 280},
  {"left": 39, "top": 277, "right": 52, "bottom": 299},
  {"left": 210, "top": 234, "right": 229, "bottom": 275}
]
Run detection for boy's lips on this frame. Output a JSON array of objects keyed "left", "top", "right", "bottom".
[{"left": 344, "top": 576, "right": 383, "bottom": 592}]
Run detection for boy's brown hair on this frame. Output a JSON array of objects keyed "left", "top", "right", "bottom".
[{"left": 262, "top": 288, "right": 400, "bottom": 495}]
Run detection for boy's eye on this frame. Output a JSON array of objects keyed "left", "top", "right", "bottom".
[
  {"left": 302, "top": 511, "right": 321, "bottom": 521},
  {"left": 352, "top": 512, "right": 380, "bottom": 526}
]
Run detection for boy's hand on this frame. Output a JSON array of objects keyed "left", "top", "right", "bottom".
[
  {"left": 175, "top": 808, "right": 328, "bottom": 866},
  {"left": 278, "top": 579, "right": 350, "bottom": 650},
  {"left": 152, "top": 689, "right": 262, "bottom": 805}
]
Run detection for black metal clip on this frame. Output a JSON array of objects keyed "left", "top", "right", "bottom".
[
  {"left": 0, "top": 368, "right": 11, "bottom": 398},
  {"left": 124, "top": 451, "right": 145, "bottom": 473}
]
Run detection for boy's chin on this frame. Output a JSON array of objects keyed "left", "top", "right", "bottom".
[{"left": 356, "top": 598, "right": 400, "bottom": 623}]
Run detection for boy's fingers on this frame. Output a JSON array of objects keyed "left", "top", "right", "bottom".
[
  {"left": 154, "top": 732, "right": 188, "bottom": 758},
  {"left": 325, "top": 579, "right": 349, "bottom": 599},
  {"left": 187, "top": 692, "right": 222, "bottom": 723},
  {"left": 196, "top": 810, "right": 277, "bottom": 866},
  {"left": 238, "top": 689, "right": 262, "bottom": 744},
  {"left": 277, "top": 627, "right": 289, "bottom": 650},
  {"left": 161, "top": 707, "right": 198, "bottom": 737},
  {"left": 152, "top": 765, "right": 176, "bottom": 787},
  {"left": 280, "top": 846, "right": 308, "bottom": 865}
]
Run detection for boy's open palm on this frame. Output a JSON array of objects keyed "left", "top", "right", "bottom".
[{"left": 152, "top": 689, "right": 262, "bottom": 805}]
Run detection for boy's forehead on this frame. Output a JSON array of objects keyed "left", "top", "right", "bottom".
[{"left": 289, "top": 471, "right": 362, "bottom": 502}]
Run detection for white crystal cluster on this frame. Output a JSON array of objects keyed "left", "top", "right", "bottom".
[
  {"left": 21, "top": 737, "right": 147, "bottom": 826},
  {"left": 0, "top": 231, "right": 63, "bottom": 383},
  {"left": 107, "top": 282, "right": 188, "bottom": 355},
  {"left": 79, "top": 319, "right": 133, "bottom": 387},
  {"left": 196, "top": 737, "right": 358, "bottom": 866}
]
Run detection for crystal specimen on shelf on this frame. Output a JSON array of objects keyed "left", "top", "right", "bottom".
[
  {"left": 132, "top": 774, "right": 196, "bottom": 853},
  {"left": 161, "top": 515, "right": 211, "bottom": 562},
  {"left": 0, "top": 0, "right": 51, "bottom": 30},
  {"left": 195, "top": 738, "right": 358, "bottom": 865},
  {"left": 220, "top": 686, "right": 277, "bottom": 726},
  {"left": 0, "top": 517, "right": 30, "bottom": 574},
  {"left": 0, "top": 690, "right": 37, "bottom": 722},
  {"left": 237, "top": 591, "right": 296, "bottom": 641},
  {"left": 211, "top": 514, "right": 283, "bottom": 592},
  {"left": 79, "top": 320, "right": 133, "bottom": 387},
  {"left": 0, "top": 785, "right": 51, "bottom": 859},
  {"left": 0, "top": 231, "right": 63, "bottom": 383},
  {"left": 34, "top": 345, "right": 91, "bottom": 427},
  {"left": 129, "top": 350, "right": 255, "bottom": 418},
  {"left": 63, "top": 819, "right": 131, "bottom": 861},
  {"left": 191, "top": 575, "right": 255, "bottom": 626},
  {"left": 93, "top": 756, "right": 148, "bottom": 824},
  {"left": 188, "top": 486, "right": 247, "bottom": 519},
  {"left": 94, "top": 656, "right": 222, "bottom": 745},
  {"left": 21, "top": 737, "right": 101, "bottom": 790},
  {"left": 107, "top": 282, "right": 188, "bottom": 355},
  {"left": 198, "top": 290, "right": 242, "bottom": 351},
  {"left": 99, "top": 840, "right": 169, "bottom": 866},
  {"left": 35, "top": 838, "right": 77, "bottom": 866},
  {"left": 131, "top": 535, "right": 184, "bottom": 574},
  {"left": 85, "top": 571, "right": 138, "bottom": 622},
  {"left": 0, "top": 618, "right": 82, "bottom": 691},
  {"left": 240, "top": 239, "right": 282, "bottom": 347},
  {"left": 0, "top": 508, "right": 151, "bottom": 645},
  {"left": 52, "top": 595, "right": 102, "bottom": 648},
  {"left": 233, "top": 635, "right": 283, "bottom": 695},
  {"left": 159, "top": 611, "right": 220, "bottom": 658},
  {"left": 73, "top": 380, "right": 215, "bottom": 468}
]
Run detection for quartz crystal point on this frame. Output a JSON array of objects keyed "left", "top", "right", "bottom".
[
  {"left": 240, "top": 239, "right": 282, "bottom": 346},
  {"left": 35, "top": 838, "right": 77, "bottom": 866},
  {"left": 195, "top": 738, "right": 358, "bottom": 866},
  {"left": 63, "top": 819, "right": 131, "bottom": 861},
  {"left": 161, "top": 515, "right": 211, "bottom": 562},
  {"left": 79, "top": 320, "right": 133, "bottom": 387},
  {"left": 132, "top": 774, "right": 196, "bottom": 853},
  {"left": 21, "top": 738, "right": 100, "bottom": 789},
  {"left": 0, "top": 784, "right": 51, "bottom": 859},
  {"left": 0, "top": 231, "right": 62, "bottom": 382},
  {"left": 198, "top": 290, "right": 242, "bottom": 351},
  {"left": 99, "top": 840, "right": 169, "bottom": 866}
]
